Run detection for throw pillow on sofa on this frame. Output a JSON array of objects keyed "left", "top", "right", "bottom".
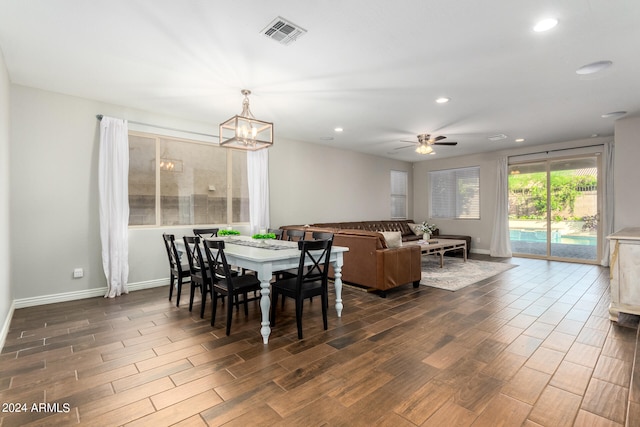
[
  {"left": 407, "top": 223, "right": 422, "bottom": 236},
  {"left": 380, "top": 231, "right": 402, "bottom": 248}
]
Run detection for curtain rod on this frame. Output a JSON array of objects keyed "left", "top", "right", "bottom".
[
  {"left": 96, "top": 114, "right": 218, "bottom": 139},
  {"left": 509, "top": 143, "right": 605, "bottom": 159}
]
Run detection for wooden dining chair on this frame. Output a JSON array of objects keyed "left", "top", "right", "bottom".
[
  {"left": 193, "top": 228, "right": 219, "bottom": 239},
  {"left": 162, "top": 233, "right": 190, "bottom": 307},
  {"left": 312, "top": 231, "right": 334, "bottom": 241},
  {"left": 182, "top": 236, "right": 213, "bottom": 318},
  {"left": 285, "top": 229, "right": 306, "bottom": 241},
  {"left": 268, "top": 228, "right": 284, "bottom": 240},
  {"left": 203, "top": 239, "right": 262, "bottom": 335},
  {"left": 270, "top": 238, "right": 333, "bottom": 339}
]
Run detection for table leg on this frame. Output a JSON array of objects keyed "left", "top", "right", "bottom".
[
  {"left": 463, "top": 243, "right": 467, "bottom": 262},
  {"left": 332, "top": 261, "right": 343, "bottom": 317},
  {"left": 258, "top": 272, "right": 272, "bottom": 344}
]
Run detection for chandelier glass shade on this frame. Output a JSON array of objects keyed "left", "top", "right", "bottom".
[
  {"left": 415, "top": 143, "right": 434, "bottom": 155},
  {"left": 219, "top": 90, "right": 274, "bottom": 151}
]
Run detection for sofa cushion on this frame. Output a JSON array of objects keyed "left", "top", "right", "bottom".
[
  {"left": 407, "top": 222, "right": 422, "bottom": 236},
  {"left": 380, "top": 231, "right": 402, "bottom": 248}
]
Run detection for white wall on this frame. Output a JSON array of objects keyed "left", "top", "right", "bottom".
[
  {"left": 269, "top": 138, "right": 413, "bottom": 227},
  {"left": 9, "top": 85, "right": 413, "bottom": 303},
  {"left": 613, "top": 115, "right": 640, "bottom": 230},
  {"left": 413, "top": 152, "right": 498, "bottom": 253},
  {"left": 9, "top": 86, "right": 219, "bottom": 301},
  {"left": 413, "top": 136, "right": 613, "bottom": 254},
  {"left": 0, "top": 49, "right": 12, "bottom": 345}
]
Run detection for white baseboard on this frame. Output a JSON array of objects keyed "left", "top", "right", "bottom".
[
  {"left": 0, "top": 300, "right": 15, "bottom": 352},
  {"left": 12, "top": 278, "right": 170, "bottom": 309},
  {"left": 470, "top": 248, "right": 490, "bottom": 255}
]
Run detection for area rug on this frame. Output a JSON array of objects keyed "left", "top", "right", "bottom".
[{"left": 420, "top": 257, "right": 517, "bottom": 291}]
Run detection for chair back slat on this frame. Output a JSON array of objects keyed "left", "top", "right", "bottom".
[
  {"left": 162, "top": 234, "right": 181, "bottom": 270},
  {"left": 286, "top": 229, "right": 306, "bottom": 242},
  {"left": 296, "top": 239, "right": 333, "bottom": 290},
  {"left": 203, "top": 240, "right": 236, "bottom": 292},
  {"left": 183, "top": 236, "right": 209, "bottom": 281},
  {"left": 193, "top": 228, "right": 219, "bottom": 239},
  {"left": 311, "top": 231, "right": 334, "bottom": 241}
]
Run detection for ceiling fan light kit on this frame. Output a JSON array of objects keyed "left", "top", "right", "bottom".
[
  {"left": 398, "top": 133, "right": 459, "bottom": 155},
  {"left": 416, "top": 144, "right": 434, "bottom": 155}
]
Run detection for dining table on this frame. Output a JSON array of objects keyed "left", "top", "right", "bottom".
[{"left": 176, "top": 236, "right": 349, "bottom": 343}]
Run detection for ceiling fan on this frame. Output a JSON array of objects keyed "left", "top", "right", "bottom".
[{"left": 395, "top": 133, "right": 458, "bottom": 155}]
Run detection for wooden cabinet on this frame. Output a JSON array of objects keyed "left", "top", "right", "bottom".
[{"left": 608, "top": 227, "right": 640, "bottom": 321}]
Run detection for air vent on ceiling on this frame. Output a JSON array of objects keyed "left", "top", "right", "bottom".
[
  {"left": 262, "top": 16, "right": 307, "bottom": 45},
  {"left": 488, "top": 134, "right": 508, "bottom": 141}
]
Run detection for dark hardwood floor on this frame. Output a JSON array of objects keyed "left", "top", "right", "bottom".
[{"left": 1, "top": 256, "right": 637, "bottom": 426}]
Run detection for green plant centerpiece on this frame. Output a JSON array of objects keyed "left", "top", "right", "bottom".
[
  {"left": 218, "top": 229, "right": 240, "bottom": 236},
  {"left": 252, "top": 232, "right": 276, "bottom": 240}
]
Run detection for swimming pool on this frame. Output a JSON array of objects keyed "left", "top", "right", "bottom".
[{"left": 509, "top": 229, "right": 596, "bottom": 246}]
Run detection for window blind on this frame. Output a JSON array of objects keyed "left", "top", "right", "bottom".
[
  {"left": 429, "top": 166, "right": 480, "bottom": 219},
  {"left": 390, "top": 170, "right": 408, "bottom": 219}
]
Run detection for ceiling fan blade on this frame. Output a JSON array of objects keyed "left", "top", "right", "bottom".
[
  {"left": 394, "top": 144, "right": 415, "bottom": 150},
  {"left": 433, "top": 135, "right": 447, "bottom": 142},
  {"left": 433, "top": 142, "right": 458, "bottom": 146}
]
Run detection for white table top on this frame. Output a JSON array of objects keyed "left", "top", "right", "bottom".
[
  {"left": 607, "top": 227, "right": 640, "bottom": 241},
  {"left": 202, "top": 236, "right": 349, "bottom": 260}
]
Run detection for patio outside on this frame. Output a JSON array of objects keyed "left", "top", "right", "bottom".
[{"left": 508, "top": 159, "right": 598, "bottom": 261}]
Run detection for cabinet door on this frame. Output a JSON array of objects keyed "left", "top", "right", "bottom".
[{"left": 619, "top": 242, "right": 640, "bottom": 306}]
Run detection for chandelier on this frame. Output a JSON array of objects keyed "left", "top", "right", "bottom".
[
  {"left": 415, "top": 143, "right": 434, "bottom": 155},
  {"left": 219, "top": 89, "right": 274, "bottom": 150}
]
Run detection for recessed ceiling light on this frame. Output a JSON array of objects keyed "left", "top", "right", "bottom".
[
  {"left": 591, "top": 134, "right": 599, "bottom": 138},
  {"left": 601, "top": 111, "right": 627, "bottom": 119},
  {"left": 435, "top": 97, "right": 450, "bottom": 104},
  {"left": 533, "top": 18, "right": 558, "bottom": 32},
  {"left": 576, "top": 60, "right": 613, "bottom": 75},
  {"left": 334, "top": 127, "right": 343, "bottom": 132},
  {"left": 515, "top": 138, "right": 525, "bottom": 142}
]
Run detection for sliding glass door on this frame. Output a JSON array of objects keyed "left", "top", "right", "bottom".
[{"left": 508, "top": 155, "right": 600, "bottom": 263}]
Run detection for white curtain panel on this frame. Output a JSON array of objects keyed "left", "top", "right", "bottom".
[
  {"left": 490, "top": 156, "right": 512, "bottom": 257},
  {"left": 247, "top": 149, "right": 270, "bottom": 235},
  {"left": 99, "top": 116, "right": 130, "bottom": 297},
  {"left": 600, "top": 142, "right": 614, "bottom": 266}
]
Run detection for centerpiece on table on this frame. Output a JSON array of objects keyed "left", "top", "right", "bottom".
[
  {"left": 252, "top": 232, "right": 277, "bottom": 240},
  {"left": 418, "top": 222, "right": 437, "bottom": 240},
  {"left": 218, "top": 229, "right": 241, "bottom": 237}
]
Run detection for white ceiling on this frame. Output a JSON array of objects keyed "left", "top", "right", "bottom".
[{"left": 1, "top": 0, "right": 639, "bottom": 161}]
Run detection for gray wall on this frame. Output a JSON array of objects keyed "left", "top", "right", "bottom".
[
  {"left": 6, "top": 82, "right": 639, "bottom": 313},
  {"left": 412, "top": 136, "right": 614, "bottom": 254},
  {"left": 614, "top": 115, "right": 640, "bottom": 230},
  {"left": 8, "top": 85, "right": 413, "bottom": 303},
  {"left": 0, "top": 49, "right": 11, "bottom": 344},
  {"left": 269, "top": 137, "right": 413, "bottom": 227}
]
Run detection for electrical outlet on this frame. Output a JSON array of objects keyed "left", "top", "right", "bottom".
[
  {"left": 73, "top": 268, "right": 84, "bottom": 278},
  {"left": 476, "top": 238, "right": 481, "bottom": 243}
]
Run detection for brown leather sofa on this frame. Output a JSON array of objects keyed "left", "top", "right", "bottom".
[
  {"left": 311, "top": 220, "right": 471, "bottom": 256},
  {"left": 280, "top": 225, "right": 422, "bottom": 295}
]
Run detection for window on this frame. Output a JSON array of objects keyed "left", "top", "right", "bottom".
[
  {"left": 128, "top": 132, "right": 249, "bottom": 226},
  {"left": 390, "top": 170, "right": 408, "bottom": 219},
  {"left": 429, "top": 166, "right": 480, "bottom": 219}
]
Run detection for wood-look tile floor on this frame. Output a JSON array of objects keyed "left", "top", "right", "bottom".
[{"left": 1, "top": 256, "right": 637, "bottom": 426}]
